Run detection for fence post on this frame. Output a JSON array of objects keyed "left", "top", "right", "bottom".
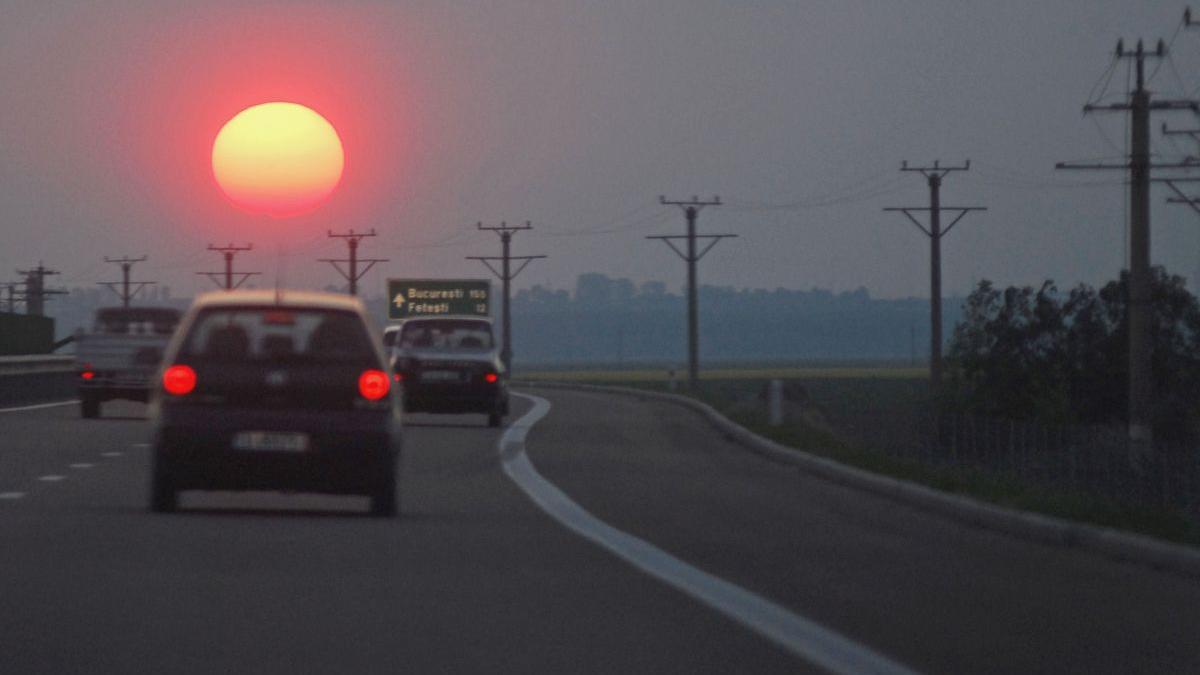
[{"left": 767, "top": 379, "right": 783, "bottom": 427}]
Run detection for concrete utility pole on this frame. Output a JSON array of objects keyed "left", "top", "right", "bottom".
[
  {"left": 320, "top": 229, "right": 388, "bottom": 296},
  {"left": 199, "top": 243, "right": 259, "bottom": 291},
  {"left": 467, "top": 221, "right": 546, "bottom": 374},
  {"left": 99, "top": 256, "right": 154, "bottom": 308},
  {"left": 16, "top": 264, "right": 65, "bottom": 316},
  {"left": 884, "top": 162, "right": 985, "bottom": 391},
  {"left": 649, "top": 196, "right": 736, "bottom": 389},
  {"left": 1057, "top": 38, "right": 1199, "bottom": 451}
]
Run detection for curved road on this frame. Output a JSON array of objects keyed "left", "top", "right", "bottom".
[{"left": 0, "top": 388, "right": 1197, "bottom": 674}]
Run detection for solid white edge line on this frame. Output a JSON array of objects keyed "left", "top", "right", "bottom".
[
  {"left": 37, "top": 475, "right": 66, "bottom": 482},
  {"left": 500, "top": 392, "right": 920, "bottom": 675},
  {"left": 0, "top": 400, "right": 78, "bottom": 414},
  {"left": 0, "top": 492, "right": 26, "bottom": 500}
]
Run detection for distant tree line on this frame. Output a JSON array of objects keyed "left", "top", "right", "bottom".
[{"left": 946, "top": 267, "right": 1200, "bottom": 440}]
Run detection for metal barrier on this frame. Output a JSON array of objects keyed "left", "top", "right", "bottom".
[{"left": 0, "top": 355, "right": 76, "bottom": 407}]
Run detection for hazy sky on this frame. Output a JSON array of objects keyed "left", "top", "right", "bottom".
[{"left": 1, "top": 1, "right": 1197, "bottom": 301}]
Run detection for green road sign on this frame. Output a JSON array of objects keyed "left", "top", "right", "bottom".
[{"left": 387, "top": 279, "right": 491, "bottom": 320}]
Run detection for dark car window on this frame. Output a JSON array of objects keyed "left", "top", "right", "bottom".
[
  {"left": 95, "top": 307, "right": 181, "bottom": 335},
  {"left": 399, "top": 320, "right": 493, "bottom": 351},
  {"left": 181, "top": 308, "right": 375, "bottom": 363}
]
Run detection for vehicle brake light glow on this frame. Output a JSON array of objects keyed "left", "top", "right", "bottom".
[
  {"left": 485, "top": 373, "right": 499, "bottom": 384},
  {"left": 359, "top": 369, "right": 390, "bottom": 400},
  {"left": 393, "top": 372, "right": 404, "bottom": 382},
  {"left": 80, "top": 370, "right": 95, "bottom": 380},
  {"left": 162, "top": 365, "right": 197, "bottom": 396}
]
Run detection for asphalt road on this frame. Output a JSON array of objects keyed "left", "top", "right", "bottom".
[{"left": 0, "top": 389, "right": 1198, "bottom": 674}]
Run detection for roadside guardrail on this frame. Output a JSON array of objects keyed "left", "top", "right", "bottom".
[{"left": 0, "top": 355, "right": 77, "bottom": 407}]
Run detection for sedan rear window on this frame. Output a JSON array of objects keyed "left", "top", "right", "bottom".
[
  {"left": 181, "top": 308, "right": 375, "bottom": 363},
  {"left": 399, "top": 320, "right": 493, "bottom": 350}
]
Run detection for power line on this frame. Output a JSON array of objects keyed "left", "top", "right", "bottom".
[
  {"left": 647, "top": 195, "right": 736, "bottom": 389},
  {"left": 320, "top": 229, "right": 388, "bottom": 296},
  {"left": 99, "top": 256, "right": 154, "bottom": 308},
  {"left": 466, "top": 221, "right": 546, "bottom": 373},
  {"left": 884, "top": 160, "right": 986, "bottom": 392}
]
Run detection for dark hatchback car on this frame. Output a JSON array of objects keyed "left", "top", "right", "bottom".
[
  {"left": 389, "top": 316, "right": 509, "bottom": 427},
  {"left": 148, "top": 290, "right": 402, "bottom": 516}
]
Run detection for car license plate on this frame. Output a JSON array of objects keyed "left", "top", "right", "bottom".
[
  {"left": 420, "top": 370, "right": 461, "bottom": 382},
  {"left": 232, "top": 431, "right": 310, "bottom": 452}
]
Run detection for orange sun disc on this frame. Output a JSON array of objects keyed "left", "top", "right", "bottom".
[{"left": 212, "top": 102, "right": 345, "bottom": 218}]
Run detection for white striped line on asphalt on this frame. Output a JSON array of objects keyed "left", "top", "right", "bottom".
[
  {"left": 0, "top": 400, "right": 78, "bottom": 414},
  {"left": 37, "top": 475, "right": 66, "bottom": 482},
  {"left": 501, "top": 393, "right": 920, "bottom": 675},
  {"left": 130, "top": 443, "right": 150, "bottom": 449},
  {"left": 0, "top": 492, "right": 26, "bottom": 500},
  {"left": 69, "top": 463, "right": 94, "bottom": 470},
  {"left": 101, "top": 451, "right": 124, "bottom": 458}
]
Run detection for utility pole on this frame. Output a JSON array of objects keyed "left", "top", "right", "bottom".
[
  {"left": 1057, "top": 38, "right": 1199, "bottom": 451},
  {"left": 467, "top": 221, "right": 546, "bottom": 373},
  {"left": 100, "top": 256, "right": 154, "bottom": 308},
  {"left": 16, "top": 264, "right": 66, "bottom": 316},
  {"left": 649, "top": 196, "right": 735, "bottom": 389},
  {"left": 884, "top": 162, "right": 985, "bottom": 391},
  {"left": 198, "top": 243, "right": 260, "bottom": 291},
  {"left": 3, "top": 282, "right": 21, "bottom": 314},
  {"left": 320, "top": 229, "right": 387, "bottom": 296}
]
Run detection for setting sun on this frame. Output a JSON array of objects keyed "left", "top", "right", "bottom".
[{"left": 212, "top": 102, "right": 344, "bottom": 218}]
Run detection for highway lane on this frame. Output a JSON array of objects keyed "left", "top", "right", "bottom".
[
  {"left": 2, "top": 389, "right": 1198, "bottom": 674},
  {"left": 0, "top": 398, "right": 807, "bottom": 674},
  {"left": 523, "top": 387, "right": 1200, "bottom": 675}
]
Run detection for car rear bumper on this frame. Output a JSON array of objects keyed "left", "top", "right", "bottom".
[
  {"left": 403, "top": 382, "right": 505, "bottom": 413},
  {"left": 154, "top": 406, "right": 400, "bottom": 493}
]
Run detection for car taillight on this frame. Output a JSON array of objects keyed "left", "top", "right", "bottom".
[
  {"left": 484, "top": 372, "right": 499, "bottom": 384},
  {"left": 359, "top": 369, "right": 390, "bottom": 400},
  {"left": 162, "top": 365, "right": 197, "bottom": 396},
  {"left": 392, "top": 372, "right": 404, "bottom": 382},
  {"left": 80, "top": 370, "right": 95, "bottom": 381}
]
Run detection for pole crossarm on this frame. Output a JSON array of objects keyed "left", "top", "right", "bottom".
[
  {"left": 465, "top": 255, "right": 547, "bottom": 281},
  {"left": 883, "top": 207, "right": 986, "bottom": 238},
  {"left": 197, "top": 272, "right": 260, "bottom": 290},
  {"left": 900, "top": 159, "right": 971, "bottom": 180},
  {"left": 646, "top": 234, "right": 737, "bottom": 262}
]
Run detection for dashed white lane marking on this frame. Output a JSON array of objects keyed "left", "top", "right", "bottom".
[
  {"left": 501, "top": 393, "right": 919, "bottom": 675},
  {"left": 69, "top": 463, "right": 94, "bottom": 470},
  {"left": 37, "top": 475, "right": 66, "bottom": 482},
  {"left": 0, "top": 492, "right": 26, "bottom": 500},
  {"left": 130, "top": 443, "right": 150, "bottom": 449},
  {"left": 0, "top": 400, "right": 78, "bottom": 414},
  {"left": 101, "top": 452, "right": 124, "bottom": 458}
]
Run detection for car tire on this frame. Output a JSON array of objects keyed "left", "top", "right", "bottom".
[
  {"left": 370, "top": 466, "right": 398, "bottom": 518},
  {"left": 149, "top": 457, "right": 177, "bottom": 513},
  {"left": 487, "top": 411, "right": 502, "bottom": 428},
  {"left": 81, "top": 396, "right": 100, "bottom": 419}
]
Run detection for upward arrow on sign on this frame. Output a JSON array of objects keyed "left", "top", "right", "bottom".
[{"left": 392, "top": 292, "right": 406, "bottom": 307}]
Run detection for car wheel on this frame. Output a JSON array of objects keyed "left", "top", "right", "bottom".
[
  {"left": 487, "top": 411, "right": 502, "bottom": 428},
  {"left": 81, "top": 396, "right": 100, "bottom": 419},
  {"left": 370, "top": 470, "right": 397, "bottom": 518},
  {"left": 149, "top": 457, "right": 177, "bottom": 513}
]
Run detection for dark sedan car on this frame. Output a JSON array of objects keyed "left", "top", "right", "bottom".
[
  {"left": 389, "top": 316, "right": 509, "bottom": 427},
  {"left": 148, "top": 290, "right": 402, "bottom": 516}
]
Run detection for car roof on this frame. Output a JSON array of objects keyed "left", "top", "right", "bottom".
[
  {"left": 191, "top": 289, "right": 366, "bottom": 313},
  {"left": 399, "top": 315, "right": 493, "bottom": 325}
]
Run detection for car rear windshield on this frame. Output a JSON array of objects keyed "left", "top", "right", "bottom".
[
  {"left": 95, "top": 308, "right": 181, "bottom": 335},
  {"left": 180, "top": 307, "right": 376, "bottom": 364},
  {"left": 399, "top": 320, "right": 493, "bottom": 351}
]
